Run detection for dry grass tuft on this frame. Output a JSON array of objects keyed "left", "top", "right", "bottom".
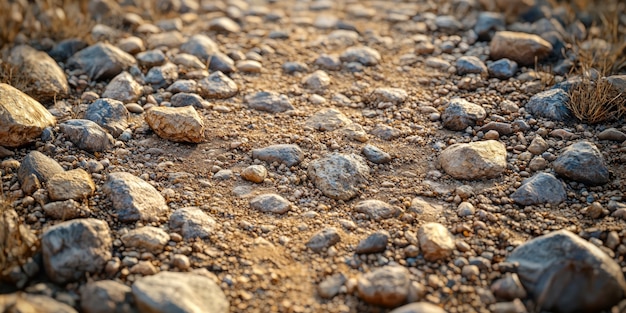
[{"left": 567, "top": 77, "right": 626, "bottom": 124}]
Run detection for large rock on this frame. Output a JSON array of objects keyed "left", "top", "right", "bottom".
[
  {"left": 0, "top": 293, "right": 78, "bottom": 313},
  {"left": 245, "top": 91, "right": 295, "bottom": 113},
  {"left": 489, "top": 31, "right": 552, "bottom": 65},
  {"left": 510, "top": 172, "right": 567, "bottom": 205},
  {"left": 357, "top": 266, "right": 410, "bottom": 307},
  {"left": 42, "top": 218, "right": 112, "bottom": 284},
  {"left": 169, "top": 207, "right": 216, "bottom": 240},
  {"left": 18, "top": 151, "right": 64, "bottom": 192},
  {"left": 439, "top": 140, "right": 507, "bottom": 180},
  {"left": 418, "top": 222, "right": 455, "bottom": 261},
  {"left": 525, "top": 88, "right": 573, "bottom": 122},
  {"left": 145, "top": 106, "right": 204, "bottom": 143},
  {"left": 197, "top": 71, "right": 238, "bottom": 99},
  {"left": 442, "top": 98, "right": 486, "bottom": 131},
  {"left": 132, "top": 271, "right": 229, "bottom": 313},
  {"left": 67, "top": 43, "right": 136, "bottom": 81},
  {"left": 9, "top": 45, "right": 69, "bottom": 102},
  {"left": 103, "top": 172, "right": 169, "bottom": 223},
  {"left": 80, "top": 280, "right": 138, "bottom": 313},
  {"left": 102, "top": 72, "right": 143, "bottom": 103},
  {"left": 47, "top": 169, "right": 96, "bottom": 201},
  {"left": 308, "top": 153, "right": 370, "bottom": 200},
  {"left": 0, "top": 83, "right": 56, "bottom": 147},
  {"left": 121, "top": 226, "right": 170, "bottom": 254},
  {"left": 553, "top": 141, "right": 610, "bottom": 185},
  {"left": 85, "top": 98, "right": 130, "bottom": 138},
  {"left": 507, "top": 230, "right": 626, "bottom": 313},
  {"left": 60, "top": 119, "right": 114, "bottom": 152},
  {"left": 251, "top": 144, "right": 304, "bottom": 167}
]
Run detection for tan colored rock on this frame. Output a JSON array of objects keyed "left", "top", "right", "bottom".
[
  {"left": 490, "top": 31, "right": 552, "bottom": 65},
  {"left": 0, "top": 83, "right": 56, "bottom": 147},
  {"left": 241, "top": 165, "right": 267, "bottom": 183},
  {"left": 47, "top": 169, "right": 96, "bottom": 201},
  {"left": 418, "top": 222, "right": 455, "bottom": 261},
  {"left": 145, "top": 106, "right": 205, "bottom": 143},
  {"left": 9, "top": 45, "right": 69, "bottom": 102},
  {"left": 102, "top": 71, "right": 143, "bottom": 102},
  {"left": 439, "top": 140, "right": 507, "bottom": 180},
  {"left": 357, "top": 266, "right": 410, "bottom": 307}
]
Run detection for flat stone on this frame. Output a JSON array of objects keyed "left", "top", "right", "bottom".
[
  {"left": 389, "top": 302, "right": 447, "bottom": 313},
  {"left": 245, "top": 91, "right": 295, "bottom": 113},
  {"left": 355, "top": 199, "right": 399, "bottom": 221},
  {"left": 418, "top": 222, "right": 455, "bottom": 261},
  {"left": 525, "top": 88, "right": 573, "bottom": 122},
  {"left": 357, "top": 266, "right": 410, "bottom": 307},
  {"left": 237, "top": 60, "right": 262, "bottom": 73},
  {"left": 439, "top": 140, "right": 507, "bottom": 180},
  {"left": 527, "top": 136, "right": 549, "bottom": 155},
  {"left": 169, "top": 207, "right": 216, "bottom": 240},
  {"left": 0, "top": 83, "right": 56, "bottom": 147},
  {"left": 249, "top": 194, "right": 292, "bottom": 214},
  {"left": 103, "top": 172, "right": 169, "bottom": 223},
  {"left": 121, "top": 226, "right": 170, "bottom": 253},
  {"left": 42, "top": 218, "right": 112, "bottom": 284},
  {"left": 145, "top": 106, "right": 204, "bottom": 143},
  {"left": 442, "top": 98, "right": 486, "bottom": 131},
  {"left": 306, "top": 227, "right": 340, "bottom": 252},
  {"left": 80, "top": 280, "right": 137, "bottom": 313},
  {"left": 598, "top": 128, "right": 626, "bottom": 142},
  {"left": 371, "top": 125, "right": 401, "bottom": 141},
  {"left": 308, "top": 153, "right": 370, "bottom": 200},
  {"left": 85, "top": 98, "right": 129, "bottom": 138},
  {"left": 67, "top": 42, "right": 136, "bottom": 81},
  {"left": 283, "top": 61, "right": 309, "bottom": 74},
  {"left": 553, "top": 141, "right": 609, "bottom": 185},
  {"left": 198, "top": 71, "right": 238, "bottom": 99},
  {"left": 47, "top": 169, "right": 95, "bottom": 201},
  {"left": 510, "top": 172, "right": 567, "bottom": 205},
  {"left": 507, "top": 230, "right": 626, "bottom": 313},
  {"left": 356, "top": 230, "right": 389, "bottom": 254},
  {"left": 43, "top": 199, "right": 89, "bottom": 220},
  {"left": 60, "top": 119, "right": 114, "bottom": 152},
  {"left": 409, "top": 197, "right": 444, "bottom": 222},
  {"left": 252, "top": 144, "right": 303, "bottom": 167},
  {"left": 340, "top": 46, "right": 381, "bottom": 66},
  {"left": 490, "top": 31, "right": 553, "bottom": 65},
  {"left": 102, "top": 72, "right": 143, "bottom": 103},
  {"left": 117, "top": 36, "right": 145, "bottom": 55},
  {"left": 9, "top": 45, "right": 69, "bottom": 102},
  {"left": 132, "top": 271, "right": 229, "bottom": 313},
  {"left": 167, "top": 80, "right": 199, "bottom": 94},
  {"left": 315, "top": 54, "right": 342, "bottom": 71},
  {"left": 369, "top": 88, "right": 408, "bottom": 106},
  {"left": 362, "top": 144, "right": 391, "bottom": 164},
  {"left": 305, "top": 108, "right": 351, "bottom": 131}
]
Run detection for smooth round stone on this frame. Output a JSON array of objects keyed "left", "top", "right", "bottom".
[{"left": 125, "top": 103, "right": 144, "bottom": 114}]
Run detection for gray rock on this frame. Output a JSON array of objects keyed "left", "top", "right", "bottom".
[
  {"left": 553, "top": 141, "right": 609, "bottom": 185},
  {"left": 212, "top": 169, "right": 232, "bottom": 180},
  {"left": 60, "top": 119, "right": 114, "bottom": 152},
  {"left": 145, "top": 106, "right": 205, "bottom": 143},
  {"left": 42, "top": 218, "right": 112, "bottom": 284},
  {"left": 0, "top": 83, "right": 56, "bottom": 147},
  {"left": 67, "top": 42, "right": 136, "bottom": 81},
  {"left": 170, "top": 93, "right": 207, "bottom": 108},
  {"left": 252, "top": 144, "right": 304, "bottom": 167},
  {"left": 245, "top": 91, "right": 295, "bottom": 113},
  {"left": 208, "top": 52, "right": 236, "bottom": 73},
  {"left": 439, "top": 140, "right": 507, "bottom": 180},
  {"left": 172, "top": 53, "right": 206, "bottom": 70},
  {"left": 208, "top": 16, "right": 241, "bottom": 33},
  {"left": 198, "top": 71, "right": 238, "bottom": 99},
  {"left": 0, "top": 293, "right": 78, "bottom": 313},
  {"left": 318, "top": 273, "right": 347, "bottom": 299},
  {"left": 340, "top": 46, "right": 381, "bottom": 66},
  {"left": 357, "top": 266, "right": 410, "bottom": 307},
  {"left": 409, "top": 197, "right": 444, "bottom": 222},
  {"left": 308, "top": 153, "right": 370, "bottom": 200},
  {"left": 167, "top": 79, "right": 198, "bottom": 93},
  {"left": 389, "top": 302, "right": 447, "bottom": 313},
  {"left": 490, "top": 31, "right": 552, "bottom": 65},
  {"left": 362, "top": 144, "right": 392, "bottom": 164},
  {"left": 507, "top": 230, "right": 626, "bottom": 313},
  {"left": 49, "top": 38, "right": 88, "bottom": 62},
  {"left": 282, "top": 61, "right": 309, "bottom": 74},
  {"left": 9, "top": 45, "right": 69, "bottom": 102},
  {"left": 43, "top": 199, "right": 89, "bottom": 220},
  {"left": 305, "top": 108, "right": 351, "bottom": 131},
  {"left": 18, "top": 151, "right": 64, "bottom": 192},
  {"left": 136, "top": 49, "right": 167, "bottom": 67},
  {"left": 47, "top": 169, "right": 95, "bottom": 201},
  {"left": 306, "top": 227, "right": 340, "bottom": 252},
  {"left": 475, "top": 12, "right": 506, "bottom": 40},
  {"left": 525, "top": 89, "right": 573, "bottom": 122},
  {"left": 315, "top": 53, "right": 342, "bottom": 71},
  {"left": 102, "top": 72, "right": 143, "bottom": 102},
  {"left": 371, "top": 124, "right": 402, "bottom": 141},
  {"left": 303, "top": 70, "right": 331, "bottom": 93},
  {"left": 249, "top": 194, "right": 292, "bottom": 214},
  {"left": 146, "top": 31, "right": 185, "bottom": 49},
  {"left": 479, "top": 121, "right": 514, "bottom": 135},
  {"left": 598, "top": 128, "right": 626, "bottom": 142},
  {"left": 510, "top": 172, "right": 567, "bottom": 205},
  {"left": 81, "top": 280, "right": 138, "bottom": 313},
  {"left": 369, "top": 88, "right": 408, "bottom": 106},
  {"left": 121, "top": 226, "right": 170, "bottom": 253},
  {"left": 356, "top": 230, "right": 389, "bottom": 254},
  {"left": 435, "top": 15, "right": 463, "bottom": 32},
  {"left": 418, "top": 222, "right": 455, "bottom": 261},
  {"left": 490, "top": 273, "right": 527, "bottom": 301},
  {"left": 145, "top": 63, "right": 178, "bottom": 88},
  {"left": 85, "top": 98, "right": 129, "bottom": 138},
  {"left": 442, "top": 98, "right": 486, "bottom": 131},
  {"left": 132, "top": 271, "right": 229, "bottom": 313},
  {"left": 456, "top": 56, "right": 488, "bottom": 76},
  {"left": 103, "top": 172, "right": 169, "bottom": 223},
  {"left": 355, "top": 199, "right": 399, "bottom": 221},
  {"left": 169, "top": 207, "right": 216, "bottom": 240},
  {"left": 180, "top": 34, "right": 220, "bottom": 61},
  {"left": 237, "top": 60, "right": 261, "bottom": 73},
  {"left": 488, "top": 58, "right": 518, "bottom": 79}
]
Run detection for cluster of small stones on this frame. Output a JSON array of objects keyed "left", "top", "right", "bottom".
[{"left": 1, "top": 0, "right": 626, "bottom": 312}]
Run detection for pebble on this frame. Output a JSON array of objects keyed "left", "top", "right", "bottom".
[
  {"left": 252, "top": 144, "right": 304, "bottom": 167},
  {"left": 439, "top": 140, "right": 507, "bottom": 180},
  {"left": 355, "top": 199, "right": 399, "bottom": 221},
  {"left": 103, "top": 172, "right": 169, "bottom": 222},
  {"left": 8, "top": 45, "right": 69, "bottom": 102},
  {"left": 47, "top": 169, "right": 95, "bottom": 201},
  {"left": 236, "top": 60, "right": 262, "bottom": 73},
  {"left": 357, "top": 265, "right": 410, "bottom": 307},
  {"left": 303, "top": 70, "right": 331, "bottom": 93},
  {"left": 355, "top": 230, "right": 389, "bottom": 254},
  {"left": 169, "top": 207, "right": 216, "bottom": 240},
  {"left": 67, "top": 42, "right": 136, "bottom": 80},
  {"left": 102, "top": 72, "right": 143, "bottom": 103},
  {"left": 85, "top": 98, "right": 130, "bottom": 137},
  {"left": 80, "top": 280, "right": 136, "bottom": 313},
  {"left": 245, "top": 91, "right": 295, "bottom": 113},
  {"left": 60, "top": 119, "right": 114, "bottom": 152},
  {"left": 490, "top": 273, "right": 527, "bottom": 300},
  {"left": 456, "top": 56, "right": 488, "bottom": 76},
  {"left": 418, "top": 222, "right": 455, "bottom": 261},
  {"left": 306, "top": 227, "right": 340, "bottom": 252},
  {"left": 441, "top": 98, "right": 486, "bottom": 131},
  {"left": 121, "top": 226, "right": 170, "bottom": 254},
  {"left": 525, "top": 88, "right": 573, "bottom": 122},
  {"left": 510, "top": 172, "right": 567, "bottom": 205},
  {"left": 553, "top": 141, "right": 610, "bottom": 185},
  {"left": 490, "top": 31, "right": 552, "bottom": 65},
  {"left": 318, "top": 273, "right": 346, "bottom": 299},
  {"left": 488, "top": 58, "right": 518, "bottom": 79},
  {"left": 598, "top": 128, "right": 626, "bottom": 142},
  {"left": 389, "top": 302, "right": 446, "bottom": 313},
  {"left": 145, "top": 106, "right": 205, "bottom": 143},
  {"left": 241, "top": 165, "right": 267, "bottom": 183},
  {"left": 340, "top": 46, "right": 381, "bottom": 66},
  {"left": 198, "top": 71, "right": 239, "bottom": 99},
  {"left": 249, "top": 194, "right": 292, "bottom": 214},
  {"left": 362, "top": 144, "right": 392, "bottom": 164}
]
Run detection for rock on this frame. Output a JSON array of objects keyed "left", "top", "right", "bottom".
[
  {"left": 249, "top": 194, "right": 292, "bottom": 214},
  {"left": 340, "top": 46, "right": 381, "bottom": 66},
  {"left": 136, "top": 49, "right": 166, "bottom": 67},
  {"left": 0, "top": 293, "right": 78, "bottom": 313},
  {"left": 510, "top": 172, "right": 567, "bottom": 205},
  {"left": 245, "top": 91, "right": 295, "bottom": 113},
  {"left": 49, "top": 38, "right": 88, "bottom": 62},
  {"left": 489, "top": 299, "right": 527, "bottom": 313},
  {"left": 169, "top": 207, "right": 216, "bottom": 240},
  {"left": 435, "top": 15, "right": 463, "bottom": 32},
  {"left": 357, "top": 266, "right": 410, "bottom": 307},
  {"left": 102, "top": 72, "right": 142, "bottom": 103},
  {"left": 208, "top": 16, "right": 241, "bottom": 33},
  {"left": 418, "top": 222, "right": 455, "bottom": 261},
  {"left": 85, "top": 98, "right": 129, "bottom": 138},
  {"left": 43, "top": 199, "right": 89, "bottom": 220},
  {"left": 67, "top": 42, "right": 136, "bottom": 80},
  {"left": 42, "top": 218, "right": 112, "bottom": 284},
  {"left": 103, "top": 172, "right": 169, "bottom": 223},
  {"left": 303, "top": 70, "right": 331, "bottom": 93},
  {"left": 488, "top": 58, "right": 518, "bottom": 79},
  {"left": 9, "top": 45, "right": 69, "bottom": 102},
  {"left": 491, "top": 273, "right": 527, "bottom": 300},
  {"left": 315, "top": 54, "right": 342, "bottom": 70},
  {"left": 507, "top": 230, "right": 626, "bottom": 313},
  {"left": 362, "top": 144, "right": 392, "bottom": 164},
  {"left": 306, "top": 227, "right": 340, "bottom": 252},
  {"left": 236, "top": 60, "right": 262, "bottom": 73},
  {"left": 441, "top": 98, "right": 486, "bottom": 131},
  {"left": 170, "top": 93, "right": 207, "bottom": 109},
  {"left": 409, "top": 197, "right": 443, "bottom": 222},
  {"left": 0, "top": 83, "right": 56, "bottom": 147},
  {"left": 527, "top": 136, "right": 549, "bottom": 155},
  {"left": 18, "top": 151, "right": 64, "bottom": 192},
  {"left": 241, "top": 165, "right": 267, "bottom": 183},
  {"left": 356, "top": 230, "right": 389, "bottom": 254},
  {"left": 525, "top": 89, "right": 573, "bottom": 122},
  {"left": 60, "top": 119, "right": 114, "bottom": 152},
  {"left": 439, "top": 140, "right": 507, "bottom": 180},
  {"left": 355, "top": 199, "right": 399, "bottom": 221},
  {"left": 121, "top": 226, "right": 169, "bottom": 253},
  {"left": 208, "top": 52, "right": 236, "bottom": 73},
  {"left": 598, "top": 128, "right": 626, "bottom": 142},
  {"left": 80, "top": 280, "right": 137, "bottom": 313},
  {"left": 389, "top": 302, "right": 446, "bottom": 313},
  {"left": 457, "top": 202, "right": 475, "bottom": 217},
  {"left": 283, "top": 61, "right": 309, "bottom": 74},
  {"left": 145, "top": 106, "right": 205, "bottom": 143},
  {"left": 132, "top": 271, "right": 229, "bottom": 313},
  {"left": 167, "top": 79, "right": 199, "bottom": 93},
  {"left": 305, "top": 108, "right": 351, "bottom": 131},
  {"left": 318, "top": 273, "right": 347, "bottom": 299},
  {"left": 553, "top": 141, "right": 609, "bottom": 185},
  {"left": 180, "top": 34, "right": 220, "bottom": 61},
  {"left": 479, "top": 122, "right": 513, "bottom": 135},
  {"left": 117, "top": 36, "right": 145, "bottom": 55},
  {"left": 198, "top": 71, "right": 238, "bottom": 99},
  {"left": 456, "top": 56, "right": 488, "bottom": 76},
  {"left": 145, "top": 63, "right": 178, "bottom": 88},
  {"left": 251, "top": 144, "right": 304, "bottom": 167},
  {"left": 212, "top": 169, "right": 232, "bottom": 180},
  {"left": 489, "top": 31, "right": 552, "bottom": 65},
  {"left": 369, "top": 88, "right": 408, "bottom": 106},
  {"left": 308, "top": 153, "right": 370, "bottom": 200},
  {"left": 475, "top": 12, "right": 506, "bottom": 40},
  {"left": 146, "top": 31, "right": 184, "bottom": 49},
  {"left": 47, "top": 169, "right": 95, "bottom": 201}
]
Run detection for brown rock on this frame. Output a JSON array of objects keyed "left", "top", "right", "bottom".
[
  {"left": 145, "top": 106, "right": 205, "bottom": 143},
  {"left": 0, "top": 83, "right": 56, "bottom": 147},
  {"left": 490, "top": 31, "right": 552, "bottom": 65}
]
